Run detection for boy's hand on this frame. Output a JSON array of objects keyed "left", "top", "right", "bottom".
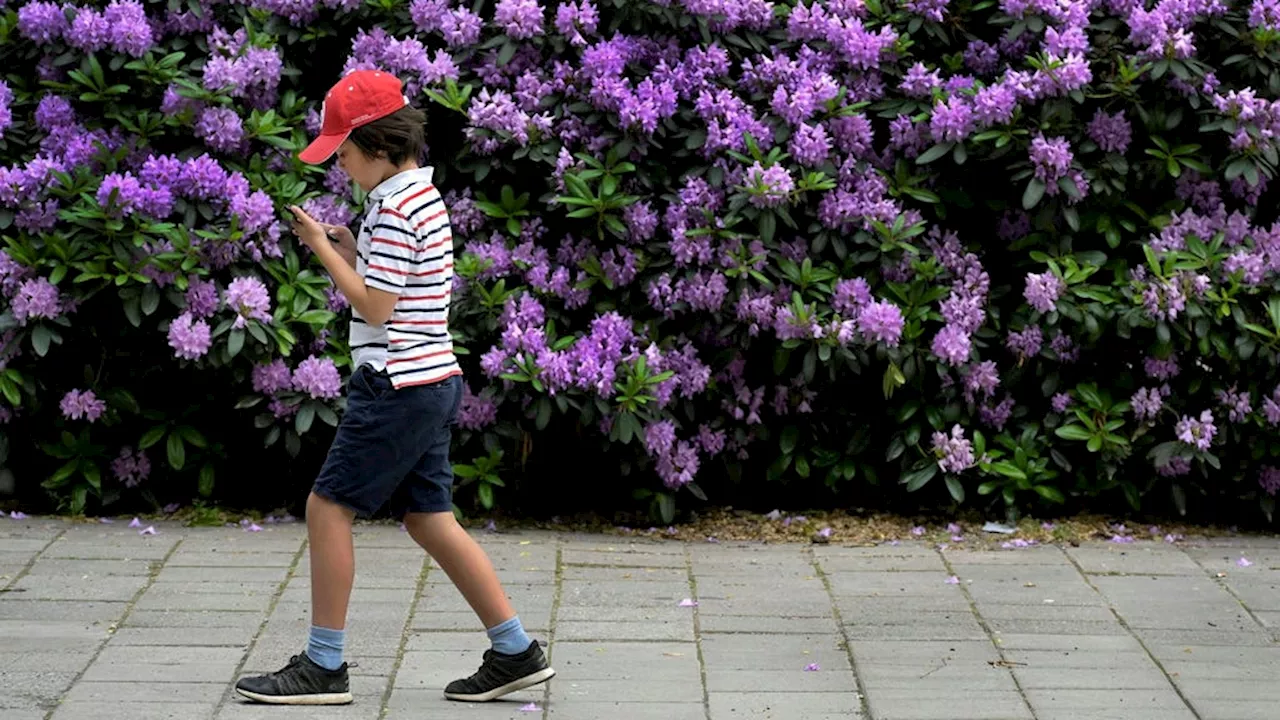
[{"left": 287, "top": 206, "right": 327, "bottom": 252}]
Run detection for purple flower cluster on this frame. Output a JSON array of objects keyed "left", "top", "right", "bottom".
[
  {"left": 1132, "top": 386, "right": 1168, "bottom": 423},
  {"left": 344, "top": 27, "right": 459, "bottom": 97},
  {"left": 11, "top": 277, "right": 62, "bottom": 324},
  {"left": 111, "top": 447, "right": 151, "bottom": 488},
  {"left": 60, "top": 389, "right": 106, "bottom": 422},
  {"left": 20, "top": 0, "right": 154, "bottom": 56},
  {"left": 932, "top": 425, "right": 976, "bottom": 473},
  {"left": 1175, "top": 410, "right": 1217, "bottom": 451},
  {"left": 0, "top": 81, "right": 11, "bottom": 140},
  {"left": 1024, "top": 271, "right": 1065, "bottom": 314},
  {"left": 168, "top": 312, "right": 212, "bottom": 360},
  {"left": 292, "top": 356, "right": 342, "bottom": 399},
  {"left": 224, "top": 276, "right": 272, "bottom": 329}
]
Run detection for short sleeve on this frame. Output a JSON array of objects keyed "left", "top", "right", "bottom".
[{"left": 363, "top": 202, "right": 417, "bottom": 294}]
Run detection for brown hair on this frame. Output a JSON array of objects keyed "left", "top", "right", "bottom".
[{"left": 349, "top": 105, "right": 426, "bottom": 165}]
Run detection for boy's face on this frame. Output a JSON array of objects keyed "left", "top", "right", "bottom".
[{"left": 335, "top": 139, "right": 387, "bottom": 193}]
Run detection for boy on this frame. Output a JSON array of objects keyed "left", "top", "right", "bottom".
[{"left": 233, "top": 70, "right": 554, "bottom": 705}]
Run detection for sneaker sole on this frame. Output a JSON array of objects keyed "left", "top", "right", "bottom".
[
  {"left": 443, "top": 667, "right": 556, "bottom": 702},
  {"left": 235, "top": 688, "right": 354, "bottom": 705}
]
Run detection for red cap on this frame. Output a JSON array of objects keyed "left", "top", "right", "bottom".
[{"left": 299, "top": 70, "right": 409, "bottom": 164}]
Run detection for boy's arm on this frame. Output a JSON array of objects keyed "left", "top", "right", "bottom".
[{"left": 290, "top": 205, "right": 399, "bottom": 325}]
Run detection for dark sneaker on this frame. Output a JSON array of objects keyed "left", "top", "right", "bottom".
[
  {"left": 444, "top": 640, "right": 556, "bottom": 702},
  {"left": 234, "top": 652, "right": 353, "bottom": 705}
]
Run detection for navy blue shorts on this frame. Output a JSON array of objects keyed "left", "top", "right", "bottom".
[{"left": 312, "top": 364, "right": 463, "bottom": 518}]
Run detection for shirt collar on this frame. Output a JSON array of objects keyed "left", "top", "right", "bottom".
[{"left": 367, "top": 166, "right": 434, "bottom": 203}]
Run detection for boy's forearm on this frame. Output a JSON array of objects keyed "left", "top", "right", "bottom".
[{"left": 312, "top": 242, "right": 374, "bottom": 317}]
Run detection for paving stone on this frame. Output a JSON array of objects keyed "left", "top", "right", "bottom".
[
  {"left": 123, "top": 610, "right": 264, "bottom": 630},
  {"left": 555, "top": 619, "right": 694, "bottom": 642},
  {"left": 154, "top": 566, "right": 289, "bottom": 584},
  {"left": 705, "top": 667, "right": 855, "bottom": 692},
  {"left": 0, "top": 599, "right": 127, "bottom": 622},
  {"left": 817, "top": 551, "right": 946, "bottom": 573},
  {"left": 50, "top": 701, "right": 219, "bottom": 719},
  {"left": 61, "top": 680, "right": 226, "bottom": 703},
  {"left": 561, "top": 565, "right": 687, "bottom": 581},
  {"left": 134, "top": 590, "right": 274, "bottom": 613},
  {"left": 560, "top": 548, "right": 686, "bottom": 568},
  {"left": 383, "top": 687, "right": 542, "bottom": 718},
  {"left": 1013, "top": 664, "right": 1171, "bottom": 689},
  {"left": 865, "top": 688, "right": 1032, "bottom": 719},
  {"left": 699, "top": 614, "right": 833, "bottom": 634},
  {"left": 851, "top": 640, "right": 999, "bottom": 667},
  {"left": 1003, "top": 648, "right": 1150, "bottom": 668},
  {"left": 166, "top": 550, "right": 297, "bottom": 568},
  {"left": 825, "top": 571, "right": 966, "bottom": 596},
  {"left": 982, "top": 618, "right": 1130, "bottom": 636},
  {"left": 1024, "top": 689, "right": 1196, "bottom": 720},
  {"left": 975, "top": 603, "right": 1116, "bottom": 622},
  {"left": 990, "top": 633, "right": 1144, "bottom": 651},
  {"left": 551, "top": 678, "right": 703, "bottom": 703},
  {"left": 0, "top": 670, "right": 79, "bottom": 707},
  {"left": 81, "top": 659, "right": 238, "bottom": 683},
  {"left": 857, "top": 663, "right": 1020, "bottom": 692},
  {"left": 0, "top": 650, "right": 94, "bottom": 673},
  {"left": 41, "top": 538, "right": 177, "bottom": 561},
  {"left": 22, "top": 558, "right": 157, "bottom": 577},
  {"left": 694, "top": 594, "right": 832, "bottom": 617},
  {"left": 550, "top": 641, "right": 699, "bottom": 681},
  {"left": 945, "top": 547, "right": 1071, "bottom": 566},
  {"left": 701, "top": 633, "right": 848, "bottom": 670},
  {"left": 843, "top": 615, "right": 989, "bottom": 641},
  {"left": 1066, "top": 546, "right": 1205, "bottom": 575},
  {"left": 554, "top": 605, "right": 690, "bottom": 623},
  {"left": 1178, "top": 700, "right": 1275, "bottom": 720},
  {"left": 708, "top": 691, "right": 863, "bottom": 718},
  {"left": 546, "top": 701, "right": 706, "bottom": 720}
]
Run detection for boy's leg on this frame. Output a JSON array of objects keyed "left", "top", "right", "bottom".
[
  {"left": 235, "top": 365, "right": 425, "bottom": 705},
  {"left": 402, "top": 375, "right": 554, "bottom": 702},
  {"left": 405, "top": 511, "right": 554, "bottom": 702}
]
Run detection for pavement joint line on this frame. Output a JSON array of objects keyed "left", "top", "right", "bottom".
[
  {"left": 376, "top": 539, "right": 433, "bottom": 718},
  {"left": 2, "top": 527, "right": 67, "bottom": 593},
  {"left": 683, "top": 544, "right": 712, "bottom": 720},
  {"left": 540, "top": 540, "right": 564, "bottom": 720},
  {"left": 43, "top": 534, "right": 185, "bottom": 720},
  {"left": 1185, "top": 547, "right": 1273, "bottom": 636},
  {"left": 935, "top": 546, "right": 1040, "bottom": 720},
  {"left": 210, "top": 532, "right": 309, "bottom": 717},
  {"left": 807, "top": 545, "right": 874, "bottom": 720},
  {"left": 1056, "top": 544, "right": 1206, "bottom": 720}
]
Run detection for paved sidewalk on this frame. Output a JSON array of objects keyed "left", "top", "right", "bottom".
[{"left": 1, "top": 518, "right": 1278, "bottom": 720}]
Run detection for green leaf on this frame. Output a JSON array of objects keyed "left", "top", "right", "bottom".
[
  {"left": 31, "top": 325, "right": 52, "bottom": 357},
  {"left": 780, "top": 425, "right": 799, "bottom": 455},
  {"left": 1034, "top": 485, "right": 1065, "bottom": 503},
  {"left": 901, "top": 464, "right": 938, "bottom": 492},
  {"left": 167, "top": 432, "right": 185, "bottom": 470},
  {"left": 227, "top": 329, "right": 244, "bottom": 357},
  {"left": 990, "top": 461, "right": 1027, "bottom": 481},
  {"left": 1054, "top": 424, "right": 1093, "bottom": 442},
  {"left": 1022, "top": 178, "right": 1046, "bottom": 210},
  {"left": 945, "top": 476, "right": 965, "bottom": 503},
  {"left": 657, "top": 492, "right": 676, "bottom": 523},
  {"left": 915, "top": 142, "right": 954, "bottom": 164},
  {"left": 198, "top": 464, "right": 215, "bottom": 497},
  {"left": 478, "top": 482, "right": 494, "bottom": 509},
  {"left": 139, "top": 426, "right": 166, "bottom": 449},
  {"left": 296, "top": 404, "right": 315, "bottom": 434}
]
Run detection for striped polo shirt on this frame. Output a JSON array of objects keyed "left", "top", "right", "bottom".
[{"left": 349, "top": 166, "right": 461, "bottom": 389}]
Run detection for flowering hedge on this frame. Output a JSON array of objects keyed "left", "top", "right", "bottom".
[{"left": 1, "top": 0, "right": 1279, "bottom": 524}]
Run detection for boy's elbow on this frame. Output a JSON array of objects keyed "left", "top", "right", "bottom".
[{"left": 363, "top": 288, "right": 400, "bottom": 326}]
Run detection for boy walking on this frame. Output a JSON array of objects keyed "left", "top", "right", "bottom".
[{"left": 233, "top": 70, "right": 554, "bottom": 705}]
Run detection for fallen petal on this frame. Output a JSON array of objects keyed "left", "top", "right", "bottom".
[
  {"left": 128, "top": 517, "right": 142, "bottom": 528},
  {"left": 247, "top": 523, "right": 263, "bottom": 532},
  {"left": 98, "top": 517, "right": 114, "bottom": 524},
  {"left": 765, "top": 509, "right": 782, "bottom": 521},
  {"left": 163, "top": 503, "right": 180, "bottom": 513},
  {"left": 818, "top": 527, "right": 833, "bottom": 538},
  {"left": 1041, "top": 522, "right": 1056, "bottom": 530},
  {"left": 398, "top": 522, "right": 407, "bottom": 532},
  {"left": 519, "top": 703, "right": 539, "bottom": 712},
  {"left": 1238, "top": 557, "right": 1253, "bottom": 567},
  {"left": 946, "top": 523, "right": 961, "bottom": 534},
  {"left": 679, "top": 598, "right": 698, "bottom": 607},
  {"left": 910, "top": 526, "right": 925, "bottom": 536},
  {"left": 10, "top": 511, "right": 27, "bottom": 519},
  {"left": 945, "top": 575, "right": 960, "bottom": 584},
  {"left": 139, "top": 526, "right": 157, "bottom": 536},
  {"left": 804, "top": 663, "right": 820, "bottom": 671},
  {"left": 1109, "top": 535, "right": 1134, "bottom": 544}
]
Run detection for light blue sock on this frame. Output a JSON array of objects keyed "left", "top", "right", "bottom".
[
  {"left": 486, "top": 616, "right": 532, "bottom": 656},
  {"left": 306, "top": 625, "right": 345, "bottom": 670}
]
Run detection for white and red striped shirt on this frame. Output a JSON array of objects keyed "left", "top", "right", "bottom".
[{"left": 349, "top": 167, "right": 461, "bottom": 390}]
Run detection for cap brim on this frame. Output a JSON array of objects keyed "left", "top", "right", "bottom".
[{"left": 298, "top": 132, "right": 348, "bottom": 164}]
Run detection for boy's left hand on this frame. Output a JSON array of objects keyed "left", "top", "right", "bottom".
[{"left": 287, "top": 206, "right": 327, "bottom": 251}]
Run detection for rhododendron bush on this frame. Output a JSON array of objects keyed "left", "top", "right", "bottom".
[{"left": 1, "top": 0, "right": 1279, "bottom": 523}]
